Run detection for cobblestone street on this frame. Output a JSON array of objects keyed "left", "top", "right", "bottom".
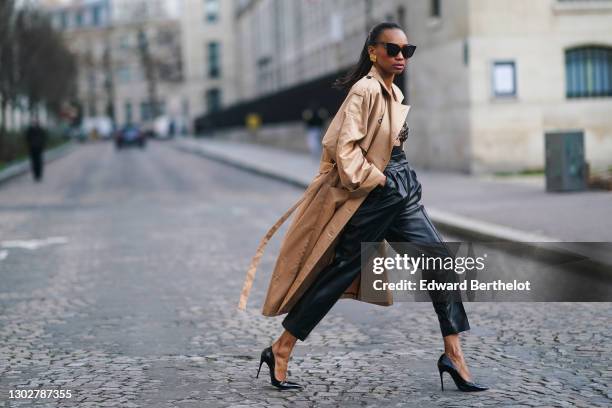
[{"left": 0, "top": 141, "right": 610, "bottom": 407}]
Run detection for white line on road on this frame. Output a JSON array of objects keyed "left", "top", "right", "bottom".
[{"left": 1, "top": 236, "right": 69, "bottom": 250}]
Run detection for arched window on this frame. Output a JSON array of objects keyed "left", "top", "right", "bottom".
[{"left": 565, "top": 46, "right": 612, "bottom": 98}]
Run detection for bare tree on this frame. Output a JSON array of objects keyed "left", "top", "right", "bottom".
[
  {"left": 102, "top": 37, "right": 116, "bottom": 124},
  {"left": 15, "top": 7, "right": 77, "bottom": 117},
  {"left": 0, "top": 0, "right": 18, "bottom": 137},
  {"left": 137, "top": 27, "right": 160, "bottom": 120}
]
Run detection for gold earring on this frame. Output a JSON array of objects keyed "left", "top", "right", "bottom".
[{"left": 369, "top": 54, "right": 377, "bottom": 63}]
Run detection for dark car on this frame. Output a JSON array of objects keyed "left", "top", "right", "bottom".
[{"left": 115, "top": 124, "right": 146, "bottom": 149}]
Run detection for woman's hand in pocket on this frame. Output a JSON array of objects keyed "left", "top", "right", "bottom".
[{"left": 380, "top": 176, "right": 387, "bottom": 187}]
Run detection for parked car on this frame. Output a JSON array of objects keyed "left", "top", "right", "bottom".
[{"left": 115, "top": 124, "right": 146, "bottom": 149}]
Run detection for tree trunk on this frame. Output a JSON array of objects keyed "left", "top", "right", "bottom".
[{"left": 0, "top": 97, "right": 7, "bottom": 139}]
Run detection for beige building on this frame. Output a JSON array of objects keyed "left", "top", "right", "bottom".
[
  {"left": 234, "top": 0, "right": 378, "bottom": 100},
  {"left": 43, "top": 0, "right": 187, "bottom": 131},
  {"left": 405, "top": 0, "right": 612, "bottom": 173},
  {"left": 214, "top": 0, "right": 612, "bottom": 174},
  {"left": 179, "top": 0, "right": 237, "bottom": 129},
  {"left": 110, "top": 18, "right": 184, "bottom": 126}
]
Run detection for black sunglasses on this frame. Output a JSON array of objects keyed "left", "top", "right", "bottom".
[{"left": 373, "top": 42, "right": 417, "bottom": 59}]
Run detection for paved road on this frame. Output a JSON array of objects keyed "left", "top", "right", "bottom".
[{"left": 0, "top": 141, "right": 610, "bottom": 407}]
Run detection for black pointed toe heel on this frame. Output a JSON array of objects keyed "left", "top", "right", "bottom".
[
  {"left": 256, "top": 346, "right": 302, "bottom": 390},
  {"left": 437, "top": 353, "right": 489, "bottom": 392}
]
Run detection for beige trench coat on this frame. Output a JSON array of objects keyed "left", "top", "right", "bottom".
[{"left": 238, "top": 65, "right": 412, "bottom": 316}]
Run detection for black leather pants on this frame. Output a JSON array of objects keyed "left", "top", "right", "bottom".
[{"left": 282, "top": 145, "right": 470, "bottom": 341}]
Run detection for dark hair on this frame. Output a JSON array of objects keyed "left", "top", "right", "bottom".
[{"left": 332, "top": 22, "right": 403, "bottom": 91}]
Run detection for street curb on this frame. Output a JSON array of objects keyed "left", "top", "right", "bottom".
[
  {"left": 0, "top": 141, "right": 78, "bottom": 186},
  {"left": 172, "top": 141, "right": 309, "bottom": 189},
  {"left": 424, "top": 207, "right": 559, "bottom": 242},
  {"left": 423, "top": 208, "right": 612, "bottom": 279},
  {"left": 171, "top": 140, "right": 556, "bottom": 243},
  {"left": 172, "top": 139, "right": 612, "bottom": 277}
]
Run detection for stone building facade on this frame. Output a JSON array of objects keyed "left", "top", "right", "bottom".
[
  {"left": 217, "top": 0, "right": 612, "bottom": 174},
  {"left": 44, "top": 0, "right": 186, "bottom": 129}
]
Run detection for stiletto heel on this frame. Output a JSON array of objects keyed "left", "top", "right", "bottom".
[
  {"left": 256, "top": 346, "right": 302, "bottom": 390},
  {"left": 437, "top": 353, "right": 489, "bottom": 392},
  {"left": 256, "top": 356, "right": 264, "bottom": 378}
]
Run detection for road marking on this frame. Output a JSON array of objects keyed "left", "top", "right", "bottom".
[
  {"left": 0, "top": 250, "right": 7, "bottom": 260},
  {"left": 1, "top": 236, "right": 69, "bottom": 250}
]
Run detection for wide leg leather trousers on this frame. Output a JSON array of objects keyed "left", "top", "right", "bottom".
[{"left": 282, "top": 145, "right": 470, "bottom": 341}]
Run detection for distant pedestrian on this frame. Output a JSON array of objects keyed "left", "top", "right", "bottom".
[
  {"left": 25, "top": 117, "right": 48, "bottom": 182},
  {"left": 302, "top": 101, "right": 328, "bottom": 160}
]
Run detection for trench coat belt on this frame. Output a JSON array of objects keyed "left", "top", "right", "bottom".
[{"left": 237, "top": 160, "right": 337, "bottom": 311}]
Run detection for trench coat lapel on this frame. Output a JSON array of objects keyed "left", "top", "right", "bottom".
[
  {"left": 388, "top": 101, "right": 411, "bottom": 152},
  {"left": 367, "top": 65, "right": 411, "bottom": 152},
  {"left": 367, "top": 64, "right": 403, "bottom": 104}
]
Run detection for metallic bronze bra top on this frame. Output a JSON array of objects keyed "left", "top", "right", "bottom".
[{"left": 397, "top": 121, "right": 409, "bottom": 144}]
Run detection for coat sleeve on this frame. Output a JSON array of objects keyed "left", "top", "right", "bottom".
[{"left": 335, "top": 90, "right": 386, "bottom": 194}]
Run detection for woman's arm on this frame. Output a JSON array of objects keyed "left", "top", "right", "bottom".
[{"left": 335, "top": 89, "right": 387, "bottom": 194}]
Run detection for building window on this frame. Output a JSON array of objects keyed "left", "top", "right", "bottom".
[
  {"left": 565, "top": 46, "right": 612, "bottom": 98},
  {"left": 157, "top": 100, "right": 166, "bottom": 116},
  {"left": 430, "top": 0, "right": 441, "bottom": 17},
  {"left": 53, "top": 14, "right": 62, "bottom": 30},
  {"left": 75, "top": 10, "right": 84, "bottom": 27},
  {"left": 117, "top": 66, "right": 131, "bottom": 83},
  {"left": 156, "top": 29, "right": 175, "bottom": 46},
  {"left": 88, "top": 102, "right": 97, "bottom": 117},
  {"left": 53, "top": 11, "right": 68, "bottom": 30},
  {"left": 92, "top": 5, "right": 101, "bottom": 26},
  {"left": 208, "top": 42, "right": 220, "bottom": 78},
  {"left": 125, "top": 102, "right": 132, "bottom": 124},
  {"left": 205, "top": 0, "right": 219, "bottom": 22},
  {"left": 256, "top": 56, "right": 272, "bottom": 93},
  {"left": 140, "top": 101, "right": 164, "bottom": 120},
  {"left": 119, "top": 35, "right": 131, "bottom": 50},
  {"left": 206, "top": 88, "right": 221, "bottom": 112},
  {"left": 140, "top": 102, "right": 151, "bottom": 121},
  {"left": 60, "top": 11, "right": 68, "bottom": 29},
  {"left": 492, "top": 61, "right": 516, "bottom": 97}
]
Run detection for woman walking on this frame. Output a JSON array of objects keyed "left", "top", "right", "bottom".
[{"left": 239, "top": 22, "right": 489, "bottom": 393}]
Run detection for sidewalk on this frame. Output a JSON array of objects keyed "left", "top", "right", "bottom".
[
  {"left": 172, "top": 137, "right": 612, "bottom": 270},
  {"left": 0, "top": 141, "right": 78, "bottom": 186}
]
